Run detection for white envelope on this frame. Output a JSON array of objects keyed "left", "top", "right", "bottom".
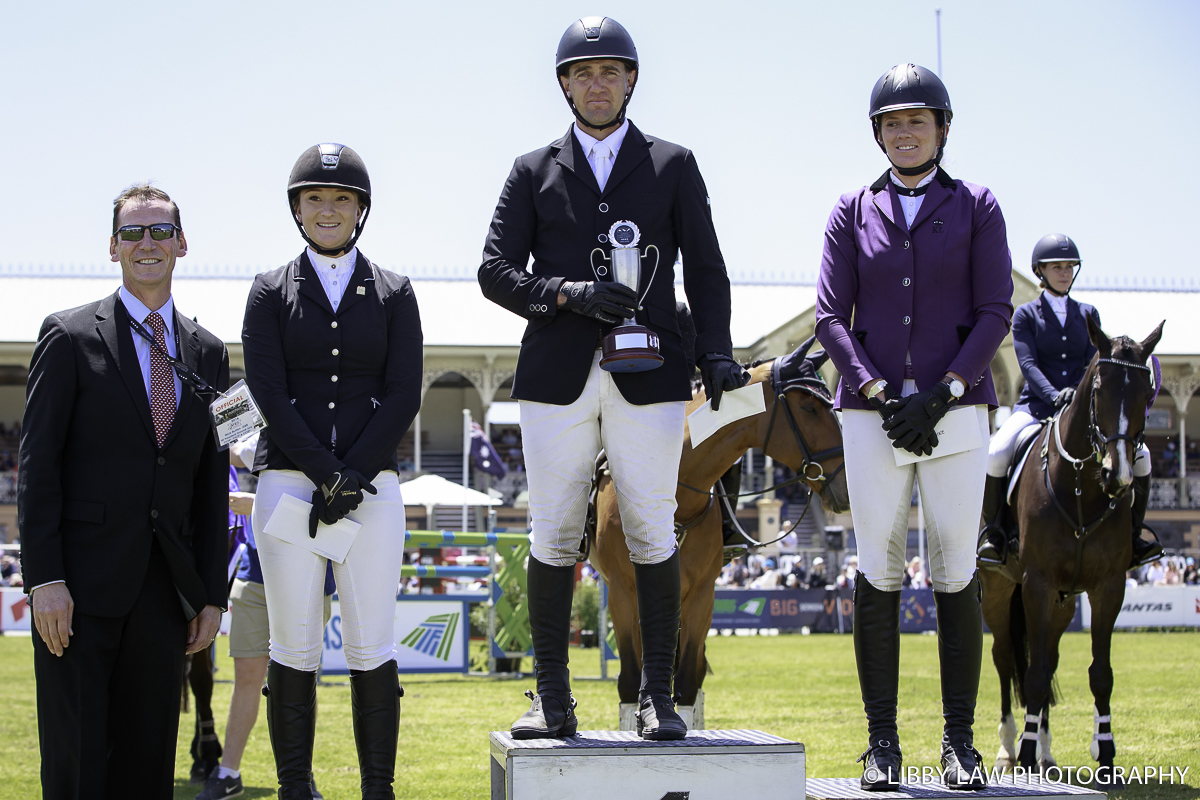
[
  {"left": 892, "top": 405, "right": 983, "bottom": 466},
  {"left": 262, "top": 493, "right": 362, "bottom": 563},
  {"left": 687, "top": 383, "right": 766, "bottom": 447}
]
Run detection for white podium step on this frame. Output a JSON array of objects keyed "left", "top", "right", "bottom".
[
  {"left": 489, "top": 729, "right": 805, "bottom": 800},
  {"left": 806, "top": 777, "right": 1106, "bottom": 800}
]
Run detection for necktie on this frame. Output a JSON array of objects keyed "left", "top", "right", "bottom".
[
  {"left": 145, "top": 312, "right": 175, "bottom": 449},
  {"left": 591, "top": 141, "right": 613, "bottom": 191}
]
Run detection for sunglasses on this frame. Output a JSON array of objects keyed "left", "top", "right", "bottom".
[{"left": 114, "top": 223, "right": 181, "bottom": 242}]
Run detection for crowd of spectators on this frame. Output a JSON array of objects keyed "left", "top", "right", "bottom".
[
  {"left": 1128, "top": 555, "right": 1198, "bottom": 586},
  {"left": 1, "top": 551, "right": 21, "bottom": 587},
  {"left": 718, "top": 553, "right": 885, "bottom": 591}
]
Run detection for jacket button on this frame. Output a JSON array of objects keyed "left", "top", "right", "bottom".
[
  {"left": 157, "top": 456, "right": 165, "bottom": 465},
  {"left": 332, "top": 348, "right": 339, "bottom": 356},
  {"left": 150, "top": 509, "right": 158, "bottom": 519},
  {"left": 902, "top": 316, "right": 911, "bottom": 325},
  {"left": 331, "top": 375, "right": 338, "bottom": 382},
  {"left": 598, "top": 234, "right": 608, "bottom": 243},
  {"left": 328, "top": 402, "right": 336, "bottom": 409},
  {"left": 1062, "top": 371, "right": 1067, "bottom": 376},
  {"left": 599, "top": 203, "right": 609, "bottom": 212},
  {"left": 1062, "top": 354, "right": 1066, "bottom": 359},
  {"left": 330, "top": 321, "right": 338, "bottom": 329},
  {"left": 902, "top": 278, "right": 911, "bottom": 287},
  {"left": 1061, "top": 336, "right": 1067, "bottom": 341},
  {"left": 903, "top": 241, "right": 911, "bottom": 249}
]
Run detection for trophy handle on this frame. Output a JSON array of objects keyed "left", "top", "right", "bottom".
[
  {"left": 590, "top": 248, "right": 610, "bottom": 280},
  {"left": 636, "top": 245, "right": 660, "bottom": 309}
]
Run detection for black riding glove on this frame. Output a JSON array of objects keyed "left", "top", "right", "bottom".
[
  {"left": 881, "top": 381, "right": 957, "bottom": 457},
  {"left": 866, "top": 382, "right": 901, "bottom": 423},
  {"left": 697, "top": 353, "right": 750, "bottom": 411},
  {"left": 1053, "top": 387, "right": 1075, "bottom": 409},
  {"left": 559, "top": 280, "right": 638, "bottom": 324},
  {"left": 308, "top": 469, "right": 377, "bottom": 537}
]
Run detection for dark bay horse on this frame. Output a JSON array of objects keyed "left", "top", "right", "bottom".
[
  {"left": 589, "top": 337, "right": 849, "bottom": 729},
  {"left": 981, "top": 316, "right": 1163, "bottom": 787}
]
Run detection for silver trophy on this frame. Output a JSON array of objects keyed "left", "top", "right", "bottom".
[{"left": 592, "top": 220, "right": 663, "bottom": 373}]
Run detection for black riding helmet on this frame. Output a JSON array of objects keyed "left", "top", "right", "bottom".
[
  {"left": 555, "top": 17, "right": 639, "bottom": 132},
  {"left": 1031, "top": 233, "right": 1082, "bottom": 295},
  {"left": 287, "top": 143, "right": 372, "bottom": 257},
  {"left": 869, "top": 64, "right": 953, "bottom": 176}
]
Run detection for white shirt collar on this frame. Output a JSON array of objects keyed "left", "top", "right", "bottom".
[
  {"left": 1044, "top": 291, "right": 1070, "bottom": 312},
  {"left": 889, "top": 169, "right": 937, "bottom": 190},
  {"left": 307, "top": 247, "right": 358, "bottom": 272},
  {"left": 573, "top": 119, "right": 630, "bottom": 161},
  {"left": 119, "top": 285, "right": 175, "bottom": 338}
]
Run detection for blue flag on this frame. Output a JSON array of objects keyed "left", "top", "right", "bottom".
[{"left": 470, "top": 421, "right": 507, "bottom": 478}]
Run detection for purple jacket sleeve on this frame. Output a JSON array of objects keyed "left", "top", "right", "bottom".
[
  {"left": 945, "top": 188, "right": 1014, "bottom": 387},
  {"left": 815, "top": 194, "right": 881, "bottom": 396}
]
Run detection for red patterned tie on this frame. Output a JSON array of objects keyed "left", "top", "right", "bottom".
[{"left": 145, "top": 312, "right": 175, "bottom": 449}]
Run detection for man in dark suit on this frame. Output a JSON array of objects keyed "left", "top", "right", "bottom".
[
  {"left": 479, "top": 17, "right": 746, "bottom": 742},
  {"left": 19, "top": 183, "right": 229, "bottom": 799}
]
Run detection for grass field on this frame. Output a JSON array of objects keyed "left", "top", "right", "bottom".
[{"left": 1, "top": 631, "right": 1197, "bottom": 799}]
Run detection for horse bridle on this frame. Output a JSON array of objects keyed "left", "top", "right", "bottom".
[
  {"left": 1041, "top": 356, "right": 1152, "bottom": 604},
  {"left": 676, "top": 361, "right": 845, "bottom": 548}
]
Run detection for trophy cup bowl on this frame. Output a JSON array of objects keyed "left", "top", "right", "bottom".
[{"left": 600, "top": 221, "right": 664, "bottom": 373}]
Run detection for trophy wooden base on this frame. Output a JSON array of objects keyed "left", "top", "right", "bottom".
[{"left": 600, "top": 325, "right": 664, "bottom": 373}]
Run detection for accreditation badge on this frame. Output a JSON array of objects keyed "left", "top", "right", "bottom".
[{"left": 209, "top": 379, "right": 267, "bottom": 451}]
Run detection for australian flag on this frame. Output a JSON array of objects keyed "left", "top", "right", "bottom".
[{"left": 470, "top": 421, "right": 507, "bottom": 478}]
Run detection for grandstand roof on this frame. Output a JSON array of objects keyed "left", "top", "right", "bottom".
[{"left": 0, "top": 273, "right": 1192, "bottom": 355}]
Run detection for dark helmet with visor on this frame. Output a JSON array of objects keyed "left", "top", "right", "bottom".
[
  {"left": 287, "top": 143, "right": 372, "bottom": 256},
  {"left": 555, "top": 17, "right": 639, "bottom": 131},
  {"left": 869, "top": 64, "right": 953, "bottom": 176},
  {"left": 1031, "top": 233, "right": 1082, "bottom": 294}
]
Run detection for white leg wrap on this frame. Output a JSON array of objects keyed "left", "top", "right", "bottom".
[
  {"left": 1090, "top": 706, "right": 1114, "bottom": 761},
  {"left": 997, "top": 713, "right": 1018, "bottom": 766},
  {"left": 618, "top": 702, "right": 638, "bottom": 732},
  {"left": 676, "top": 689, "right": 704, "bottom": 731}
]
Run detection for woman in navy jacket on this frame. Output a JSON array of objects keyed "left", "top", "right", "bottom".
[
  {"left": 978, "top": 235, "right": 1160, "bottom": 567},
  {"left": 242, "top": 144, "right": 422, "bottom": 800},
  {"left": 815, "top": 64, "right": 1013, "bottom": 791}
]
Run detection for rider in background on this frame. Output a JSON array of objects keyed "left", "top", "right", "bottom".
[{"left": 977, "top": 234, "right": 1162, "bottom": 568}]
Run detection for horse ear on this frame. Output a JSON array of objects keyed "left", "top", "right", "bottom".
[
  {"left": 807, "top": 348, "right": 830, "bottom": 369},
  {"left": 1139, "top": 320, "right": 1165, "bottom": 358},
  {"left": 1086, "top": 311, "right": 1111, "bottom": 355},
  {"left": 795, "top": 334, "right": 817, "bottom": 360}
]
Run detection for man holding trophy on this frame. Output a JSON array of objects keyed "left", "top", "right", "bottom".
[{"left": 479, "top": 16, "right": 746, "bottom": 741}]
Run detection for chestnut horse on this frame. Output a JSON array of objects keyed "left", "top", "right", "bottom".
[
  {"left": 588, "top": 337, "right": 849, "bottom": 728},
  {"left": 981, "top": 316, "right": 1162, "bottom": 787}
]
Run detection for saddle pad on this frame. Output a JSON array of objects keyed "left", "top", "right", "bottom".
[{"left": 1007, "top": 423, "right": 1047, "bottom": 504}]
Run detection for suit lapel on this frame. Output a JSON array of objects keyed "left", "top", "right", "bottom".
[
  {"left": 872, "top": 184, "right": 901, "bottom": 231},
  {"left": 911, "top": 171, "right": 953, "bottom": 231},
  {"left": 97, "top": 291, "right": 156, "bottom": 442},
  {"left": 554, "top": 125, "right": 603, "bottom": 197},
  {"left": 332, "top": 252, "right": 375, "bottom": 316},
  {"left": 1039, "top": 293, "right": 1065, "bottom": 332},
  {"left": 295, "top": 252, "right": 336, "bottom": 316},
  {"left": 601, "top": 123, "right": 651, "bottom": 197}
]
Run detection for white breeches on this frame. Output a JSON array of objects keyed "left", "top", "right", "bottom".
[
  {"left": 520, "top": 352, "right": 685, "bottom": 568},
  {"left": 253, "top": 469, "right": 406, "bottom": 672},
  {"left": 842, "top": 406, "right": 991, "bottom": 593},
  {"left": 988, "top": 409, "right": 1150, "bottom": 479}
]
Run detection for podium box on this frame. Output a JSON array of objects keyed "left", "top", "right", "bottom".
[{"left": 489, "top": 729, "right": 805, "bottom": 800}]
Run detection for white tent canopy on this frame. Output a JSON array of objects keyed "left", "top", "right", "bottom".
[{"left": 398, "top": 473, "right": 501, "bottom": 507}]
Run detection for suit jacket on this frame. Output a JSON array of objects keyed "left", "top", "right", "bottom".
[
  {"left": 241, "top": 251, "right": 423, "bottom": 486},
  {"left": 1012, "top": 294, "right": 1099, "bottom": 420},
  {"left": 815, "top": 168, "right": 1015, "bottom": 411},
  {"left": 18, "top": 291, "right": 230, "bottom": 619},
  {"left": 479, "top": 122, "right": 733, "bottom": 406}
]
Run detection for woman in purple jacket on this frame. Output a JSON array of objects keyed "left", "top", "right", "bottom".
[{"left": 815, "top": 64, "right": 1014, "bottom": 791}]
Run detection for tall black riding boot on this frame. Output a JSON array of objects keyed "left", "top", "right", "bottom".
[
  {"left": 1130, "top": 474, "right": 1164, "bottom": 568},
  {"left": 264, "top": 661, "right": 317, "bottom": 800},
  {"left": 511, "top": 557, "right": 578, "bottom": 739},
  {"left": 853, "top": 572, "right": 902, "bottom": 790},
  {"left": 350, "top": 660, "right": 402, "bottom": 800},
  {"left": 634, "top": 550, "right": 688, "bottom": 740},
  {"left": 936, "top": 573, "right": 987, "bottom": 790},
  {"left": 976, "top": 475, "right": 1009, "bottom": 565}
]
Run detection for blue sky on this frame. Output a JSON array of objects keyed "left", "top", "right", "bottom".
[{"left": 2, "top": 0, "right": 1197, "bottom": 287}]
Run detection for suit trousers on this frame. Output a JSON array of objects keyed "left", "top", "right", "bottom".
[
  {"left": 254, "top": 469, "right": 406, "bottom": 672},
  {"left": 842, "top": 406, "right": 990, "bottom": 593},
  {"left": 519, "top": 352, "right": 686, "bottom": 567},
  {"left": 33, "top": 550, "right": 188, "bottom": 800}
]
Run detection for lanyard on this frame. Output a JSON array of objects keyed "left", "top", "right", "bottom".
[{"left": 128, "top": 317, "right": 222, "bottom": 398}]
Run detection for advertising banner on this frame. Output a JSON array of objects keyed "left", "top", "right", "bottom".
[
  {"left": 1081, "top": 585, "right": 1200, "bottom": 628},
  {"left": 322, "top": 597, "right": 471, "bottom": 674},
  {"left": 0, "top": 587, "right": 30, "bottom": 632}
]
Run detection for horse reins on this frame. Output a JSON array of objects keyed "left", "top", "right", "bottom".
[
  {"left": 1041, "top": 357, "right": 1151, "bottom": 604},
  {"left": 676, "top": 364, "right": 844, "bottom": 549}
]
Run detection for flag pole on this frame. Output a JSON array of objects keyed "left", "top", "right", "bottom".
[{"left": 462, "top": 408, "right": 470, "bottom": 532}]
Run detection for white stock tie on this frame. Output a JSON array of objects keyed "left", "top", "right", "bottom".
[{"left": 591, "top": 141, "right": 613, "bottom": 191}]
